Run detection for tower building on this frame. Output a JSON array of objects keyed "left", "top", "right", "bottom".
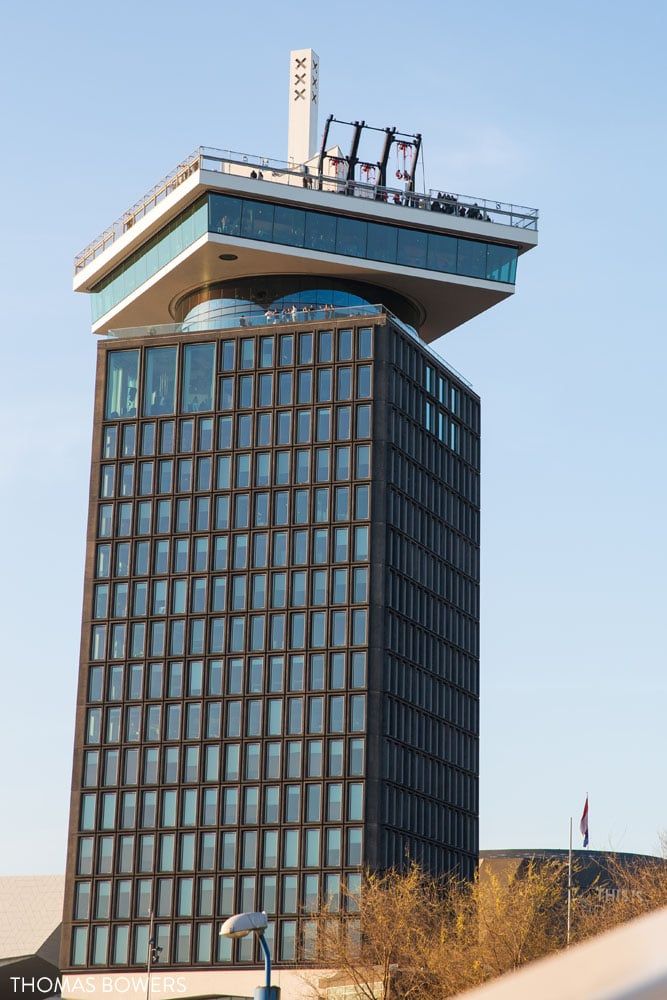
[{"left": 61, "top": 50, "right": 537, "bottom": 997}]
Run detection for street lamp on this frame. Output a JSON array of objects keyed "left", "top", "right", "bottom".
[{"left": 219, "top": 911, "right": 279, "bottom": 1000}]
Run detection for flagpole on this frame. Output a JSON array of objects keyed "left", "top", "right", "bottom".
[{"left": 566, "top": 817, "right": 573, "bottom": 947}]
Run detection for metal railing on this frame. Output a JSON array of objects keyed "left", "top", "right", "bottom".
[
  {"left": 75, "top": 145, "right": 538, "bottom": 274},
  {"left": 106, "top": 303, "right": 473, "bottom": 388},
  {"left": 74, "top": 149, "right": 201, "bottom": 273}
]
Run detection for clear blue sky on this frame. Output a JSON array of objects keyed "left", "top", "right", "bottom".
[{"left": 1, "top": 0, "right": 666, "bottom": 873}]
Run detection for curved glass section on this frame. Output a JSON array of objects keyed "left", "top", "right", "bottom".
[{"left": 175, "top": 277, "right": 419, "bottom": 333}]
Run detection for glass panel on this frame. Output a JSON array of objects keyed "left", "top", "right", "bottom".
[
  {"left": 457, "top": 239, "right": 487, "bottom": 278},
  {"left": 241, "top": 200, "right": 275, "bottom": 241},
  {"left": 106, "top": 350, "right": 139, "bottom": 419},
  {"left": 397, "top": 228, "right": 428, "bottom": 268},
  {"left": 336, "top": 216, "right": 367, "bottom": 257},
  {"left": 366, "top": 222, "right": 398, "bottom": 263},
  {"left": 273, "top": 205, "right": 306, "bottom": 246},
  {"left": 144, "top": 347, "right": 177, "bottom": 416},
  {"left": 182, "top": 343, "right": 215, "bottom": 412},
  {"left": 486, "top": 243, "right": 518, "bottom": 283},
  {"left": 427, "top": 232, "right": 457, "bottom": 272},
  {"left": 209, "top": 193, "right": 242, "bottom": 236},
  {"left": 304, "top": 212, "right": 336, "bottom": 253}
]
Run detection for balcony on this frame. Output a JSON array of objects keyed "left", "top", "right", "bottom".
[{"left": 106, "top": 303, "right": 473, "bottom": 388}]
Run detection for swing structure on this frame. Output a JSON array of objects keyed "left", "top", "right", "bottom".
[{"left": 316, "top": 116, "right": 423, "bottom": 193}]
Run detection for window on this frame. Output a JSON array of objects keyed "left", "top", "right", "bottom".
[
  {"left": 242, "top": 200, "right": 275, "bottom": 240},
  {"left": 106, "top": 350, "right": 138, "bottom": 420},
  {"left": 366, "top": 222, "right": 398, "bottom": 262},
  {"left": 144, "top": 347, "right": 176, "bottom": 416},
  {"left": 283, "top": 829, "right": 299, "bottom": 868},
  {"left": 325, "top": 827, "right": 342, "bottom": 866}
]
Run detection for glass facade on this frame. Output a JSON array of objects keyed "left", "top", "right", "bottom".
[
  {"left": 64, "top": 307, "right": 479, "bottom": 973},
  {"left": 376, "top": 322, "right": 480, "bottom": 878},
  {"left": 65, "top": 321, "right": 375, "bottom": 969},
  {"left": 91, "top": 192, "right": 518, "bottom": 322}
]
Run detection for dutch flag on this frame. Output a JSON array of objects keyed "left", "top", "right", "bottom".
[{"left": 580, "top": 796, "right": 589, "bottom": 848}]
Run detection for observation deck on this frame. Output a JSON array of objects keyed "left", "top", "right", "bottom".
[{"left": 74, "top": 146, "right": 538, "bottom": 343}]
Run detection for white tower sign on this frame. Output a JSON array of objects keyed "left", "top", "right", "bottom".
[{"left": 288, "top": 48, "right": 319, "bottom": 166}]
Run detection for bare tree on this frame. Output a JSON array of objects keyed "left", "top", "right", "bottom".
[{"left": 305, "top": 859, "right": 569, "bottom": 999}]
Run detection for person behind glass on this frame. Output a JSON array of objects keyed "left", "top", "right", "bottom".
[
  {"left": 126, "top": 386, "right": 137, "bottom": 415},
  {"left": 281, "top": 305, "right": 291, "bottom": 322},
  {"left": 290, "top": 304, "right": 298, "bottom": 322}
]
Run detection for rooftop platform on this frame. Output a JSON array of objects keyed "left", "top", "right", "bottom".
[
  {"left": 74, "top": 146, "right": 539, "bottom": 275},
  {"left": 74, "top": 147, "right": 538, "bottom": 343}
]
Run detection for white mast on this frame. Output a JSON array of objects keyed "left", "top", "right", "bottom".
[{"left": 288, "top": 48, "right": 319, "bottom": 166}]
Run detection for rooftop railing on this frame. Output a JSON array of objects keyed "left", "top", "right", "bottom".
[
  {"left": 106, "top": 303, "right": 473, "bottom": 388},
  {"left": 74, "top": 146, "right": 539, "bottom": 275}
]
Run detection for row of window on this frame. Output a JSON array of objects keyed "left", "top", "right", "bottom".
[
  {"left": 390, "top": 329, "right": 480, "bottom": 433},
  {"left": 388, "top": 560, "right": 477, "bottom": 624},
  {"left": 76, "top": 821, "right": 364, "bottom": 879},
  {"left": 384, "top": 732, "right": 477, "bottom": 799},
  {"left": 388, "top": 598, "right": 477, "bottom": 661},
  {"left": 85, "top": 691, "right": 367, "bottom": 746},
  {"left": 387, "top": 481, "right": 478, "bottom": 560},
  {"left": 387, "top": 568, "right": 477, "bottom": 636},
  {"left": 105, "top": 414, "right": 371, "bottom": 473},
  {"left": 99, "top": 493, "right": 371, "bottom": 551},
  {"left": 380, "top": 831, "right": 475, "bottom": 880},
  {"left": 80, "top": 780, "right": 365, "bottom": 832},
  {"left": 93, "top": 566, "right": 370, "bottom": 622},
  {"left": 217, "top": 364, "right": 372, "bottom": 410},
  {"left": 218, "top": 328, "right": 372, "bottom": 369},
  {"left": 101, "top": 405, "right": 371, "bottom": 465},
  {"left": 207, "top": 192, "right": 518, "bottom": 280},
  {"left": 97, "top": 488, "right": 370, "bottom": 550},
  {"left": 89, "top": 605, "right": 369, "bottom": 663},
  {"left": 95, "top": 525, "right": 370, "bottom": 582},
  {"left": 391, "top": 372, "right": 478, "bottom": 468},
  {"left": 385, "top": 697, "right": 470, "bottom": 768},
  {"left": 105, "top": 340, "right": 372, "bottom": 421},
  {"left": 72, "top": 883, "right": 355, "bottom": 968},
  {"left": 391, "top": 446, "right": 478, "bottom": 521},
  {"left": 99, "top": 443, "right": 372, "bottom": 502},
  {"left": 386, "top": 655, "right": 478, "bottom": 733},
  {"left": 74, "top": 870, "right": 360, "bottom": 925},
  {"left": 388, "top": 517, "right": 477, "bottom": 587},
  {"left": 86, "top": 653, "right": 367, "bottom": 704},
  {"left": 383, "top": 783, "right": 476, "bottom": 844},
  {"left": 79, "top": 737, "right": 365, "bottom": 790}
]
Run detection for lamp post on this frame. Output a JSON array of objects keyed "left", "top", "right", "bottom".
[{"left": 219, "top": 911, "right": 280, "bottom": 1000}]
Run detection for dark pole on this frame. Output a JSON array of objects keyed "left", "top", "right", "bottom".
[
  {"left": 346, "top": 120, "right": 365, "bottom": 185},
  {"left": 378, "top": 126, "right": 396, "bottom": 188},
  {"left": 316, "top": 114, "right": 334, "bottom": 190},
  {"left": 406, "top": 132, "right": 422, "bottom": 192}
]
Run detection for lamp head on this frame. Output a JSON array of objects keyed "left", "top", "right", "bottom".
[{"left": 219, "top": 911, "right": 269, "bottom": 939}]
